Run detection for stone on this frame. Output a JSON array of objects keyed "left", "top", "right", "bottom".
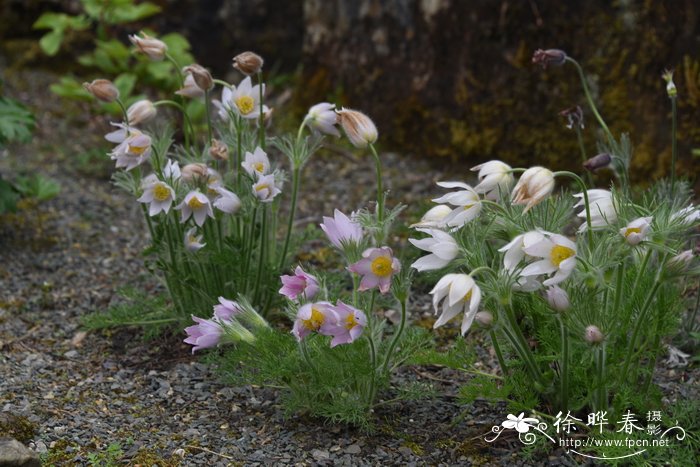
[{"left": 0, "top": 437, "right": 40, "bottom": 467}]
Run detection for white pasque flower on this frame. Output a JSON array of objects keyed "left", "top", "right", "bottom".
[
  {"left": 109, "top": 128, "right": 152, "bottom": 171},
  {"left": 511, "top": 166, "right": 555, "bottom": 213},
  {"left": 176, "top": 191, "right": 215, "bottom": 226},
  {"left": 410, "top": 204, "right": 452, "bottom": 229},
  {"left": 430, "top": 273, "right": 482, "bottom": 335},
  {"left": 252, "top": 174, "right": 281, "bottom": 203},
  {"left": 471, "top": 160, "right": 514, "bottom": 200},
  {"left": 431, "top": 182, "right": 482, "bottom": 228},
  {"left": 620, "top": 216, "right": 652, "bottom": 245},
  {"left": 222, "top": 76, "right": 268, "bottom": 120},
  {"left": 520, "top": 233, "right": 577, "bottom": 286},
  {"left": 184, "top": 227, "right": 205, "bottom": 252},
  {"left": 545, "top": 285, "right": 570, "bottom": 311},
  {"left": 242, "top": 146, "right": 270, "bottom": 177},
  {"left": 409, "top": 228, "right": 459, "bottom": 272},
  {"left": 212, "top": 186, "right": 242, "bottom": 214},
  {"left": 126, "top": 99, "right": 157, "bottom": 126},
  {"left": 176, "top": 74, "right": 205, "bottom": 99},
  {"left": 137, "top": 180, "right": 175, "bottom": 216},
  {"left": 163, "top": 159, "right": 181, "bottom": 180},
  {"left": 498, "top": 231, "right": 546, "bottom": 272},
  {"left": 671, "top": 205, "right": 700, "bottom": 225},
  {"left": 304, "top": 102, "right": 340, "bottom": 137},
  {"left": 335, "top": 108, "right": 378, "bottom": 148},
  {"left": 573, "top": 189, "right": 617, "bottom": 231}
]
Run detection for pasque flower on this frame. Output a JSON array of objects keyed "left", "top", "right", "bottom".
[
  {"left": 532, "top": 48, "right": 567, "bottom": 69},
  {"left": 574, "top": 189, "right": 616, "bottom": 231},
  {"left": 175, "top": 74, "right": 205, "bottom": 99},
  {"left": 620, "top": 217, "right": 652, "bottom": 245},
  {"left": 176, "top": 190, "right": 214, "bottom": 226},
  {"left": 430, "top": 273, "right": 482, "bottom": 335},
  {"left": 184, "top": 316, "right": 226, "bottom": 353},
  {"left": 431, "top": 182, "right": 482, "bottom": 228},
  {"left": 242, "top": 146, "right": 270, "bottom": 177},
  {"left": 182, "top": 64, "right": 214, "bottom": 91},
  {"left": 559, "top": 105, "right": 584, "bottom": 130},
  {"left": 348, "top": 247, "right": 401, "bottom": 294},
  {"left": 232, "top": 51, "right": 264, "bottom": 76},
  {"left": 320, "top": 301, "right": 367, "bottom": 348},
  {"left": 292, "top": 302, "right": 334, "bottom": 341},
  {"left": 109, "top": 129, "right": 152, "bottom": 171},
  {"left": 163, "top": 159, "right": 181, "bottom": 180},
  {"left": 129, "top": 32, "right": 167, "bottom": 61},
  {"left": 184, "top": 227, "right": 205, "bottom": 251},
  {"left": 320, "top": 209, "right": 363, "bottom": 249},
  {"left": 252, "top": 174, "right": 281, "bottom": 203},
  {"left": 410, "top": 205, "right": 452, "bottom": 229},
  {"left": 304, "top": 102, "right": 340, "bottom": 137},
  {"left": 409, "top": 228, "right": 459, "bottom": 272},
  {"left": 470, "top": 160, "right": 514, "bottom": 200},
  {"left": 671, "top": 205, "right": 700, "bottom": 225},
  {"left": 279, "top": 266, "right": 320, "bottom": 301},
  {"left": 222, "top": 76, "right": 268, "bottom": 120},
  {"left": 211, "top": 186, "right": 242, "bottom": 214},
  {"left": 213, "top": 297, "right": 242, "bottom": 321},
  {"left": 137, "top": 180, "right": 175, "bottom": 216},
  {"left": 521, "top": 232, "right": 577, "bottom": 286},
  {"left": 511, "top": 167, "right": 555, "bottom": 213},
  {"left": 336, "top": 108, "right": 378, "bottom": 148},
  {"left": 498, "top": 231, "right": 546, "bottom": 272},
  {"left": 545, "top": 285, "right": 570, "bottom": 312},
  {"left": 83, "top": 79, "right": 119, "bottom": 102},
  {"left": 585, "top": 325, "right": 604, "bottom": 344},
  {"left": 126, "top": 99, "right": 157, "bottom": 126},
  {"left": 209, "top": 139, "right": 228, "bottom": 161}
]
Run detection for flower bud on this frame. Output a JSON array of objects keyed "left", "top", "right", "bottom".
[
  {"left": 584, "top": 325, "right": 604, "bottom": 344},
  {"left": 336, "top": 108, "right": 378, "bottom": 148},
  {"left": 545, "top": 286, "right": 570, "bottom": 312},
  {"left": 620, "top": 217, "right": 652, "bottom": 246},
  {"left": 209, "top": 139, "right": 229, "bottom": 161},
  {"left": 559, "top": 105, "right": 584, "bottom": 130},
  {"left": 662, "top": 69, "right": 677, "bottom": 98},
  {"left": 475, "top": 311, "right": 494, "bottom": 328},
  {"left": 126, "top": 99, "right": 157, "bottom": 126},
  {"left": 129, "top": 32, "right": 168, "bottom": 61},
  {"left": 583, "top": 153, "right": 612, "bottom": 173},
  {"left": 532, "top": 49, "right": 567, "bottom": 69},
  {"left": 232, "top": 51, "right": 264, "bottom": 76},
  {"left": 83, "top": 79, "right": 119, "bottom": 103},
  {"left": 668, "top": 249, "right": 693, "bottom": 272},
  {"left": 183, "top": 64, "right": 214, "bottom": 91},
  {"left": 181, "top": 163, "right": 209, "bottom": 183},
  {"left": 176, "top": 74, "right": 205, "bottom": 99},
  {"left": 511, "top": 166, "right": 555, "bottom": 213}
]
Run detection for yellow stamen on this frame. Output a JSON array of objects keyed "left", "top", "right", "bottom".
[
  {"left": 370, "top": 256, "right": 393, "bottom": 277},
  {"left": 345, "top": 313, "right": 357, "bottom": 330},
  {"left": 624, "top": 227, "right": 641, "bottom": 238},
  {"left": 128, "top": 144, "right": 148, "bottom": 155},
  {"left": 254, "top": 162, "right": 265, "bottom": 173},
  {"left": 188, "top": 196, "right": 205, "bottom": 209},
  {"left": 462, "top": 290, "right": 473, "bottom": 303},
  {"left": 302, "top": 307, "right": 325, "bottom": 330},
  {"left": 235, "top": 95, "right": 255, "bottom": 115},
  {"left": 551, "top": 245, "right": 575, "bottom": 267},
  {"left": 255, "top": 183, "right": 269, "bottom": 192},
  {"left": 153, "top": 183, "right": 171, "bottom": 201}
]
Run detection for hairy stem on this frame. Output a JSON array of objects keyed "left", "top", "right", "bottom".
[{"left": 565, "top": 57, "right": 614, "bottom": 143}]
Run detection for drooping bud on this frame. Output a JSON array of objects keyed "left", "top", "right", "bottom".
[
  {"left": 668, "top": 249, "right": 693, "bottom": 272},
  {"left": 559, "top": 105, "right": 584, "bottom": 130},
  {"left": 545, "top": 286, "right": 570, "bottom": 312},
  {"left": 232, "top": 51, "right": 264, "bottom": 76},
  {"left": 181, "top": 163, "right": 209, "bottom": 183},
  {"left": 183, "top": 64, "right": 214, "bottom": 91},
  {"left": 209, "top": 139, "right": 229, "bottom": 161},
  {"left": 126, "top": 99, "right": 157, "bottom": 125},
  {"left": 532, "top": 49, "right": 567, "bottom": 69},
  {"left": 584, "top": 325, "right": 604, "bottom": 344},
  {"left": 336, "top": 108, "right": 378, "bottom": 148},
  {"left": 475, "top": 311, "right": 494, "bottom": 328},
  {"left": 175, "top": 74, "right": 205, "bottom": 99},
  {"left": 583, "top": 153, "right": 612, "bottom": 173},
  {"left": 83, "top": 79, "right": 119, "bottom": 103},
  {"left": 662, "top": 69, "right": 677, "bottom": 98},
  {"left": 129, "top": 32, "right": 168, "bottom": 61}
]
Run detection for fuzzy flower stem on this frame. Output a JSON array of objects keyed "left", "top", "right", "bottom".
[
  {"left": 595, "top": 343, "right": 607, "bottom": 411},
  {"left": 204, "top": 89, "right": 213, "bottom": 144},
  {"left": 503, "top": 304, "right": 545, "bottom": 386},
  {"left": 490, "top": 330, "right": 508, "bottom": 376},
  {"left": 368, "top": 143, "right": 384, "bottom": 228},
  {"left": 253, "top": 206, "right": 268, "bottom": 304},
  {"left": 366, "top": 333, "right": 378, "bottom": 408},
  {"left": 554, "top": 171, "right": 593, "bottom": 249},
  {"left": 381, "top": 295, "right": 408, "bottom": 374},
  {"left": 670, "top": 96, "right": 678, "bottom": 193},
  {"left": 574, "top": 126, "right": 594, "bottom": 186},
  {"left": 612, "top": 261, "right": 625, "bottom": 315},
  {"left": 630, "top": 249, "right": 652, "bottom": 300},
  {"left": 257, "top": 70, "right": 265, "bottom": 150},
  {"left": 115, "top": 98, "right": 130, "bottom": 131},
  {"left": 165, "top": 53, "right": 184, "bottom": 88},
  {"left": 235, "top": 115, "right": 243, "bottom": 188},
  {"left": 213, "top": 79, "right": 231, "bottom": 88},
  {"left": 278, "top": 122, "right": 307, "bottom": 271},
  {"left": 621, "top": 280, "right": 662, "bottom": 381},
  {"left": 153, "top": 100, "right": 194, "bottom": 148},
  {"left": 565, "top": 57, "right": 614, "bottom": 143},
  {"left": 558, "top": 315, "right": 569, "bottom": 411}
]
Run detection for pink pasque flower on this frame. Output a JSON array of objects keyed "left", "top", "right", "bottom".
[
  {"left": 320, "top": 301, "right": 367, "bottom": 348},
  {"left": 213, "top": 297, "right": 242, "bottom": 321},
  {"left": 348, "top": 246, "right": 401, "bottom": 294},
  {"left": 184, "top": 316, "right": 225, "bottom": 354},
  {"left": 320, "top": 209, "right": 363, "bottom": 249},
  {"left": 292, "top": 302, "right": 334, "bottom": 342},
  {"left": 279, "top": 266, "right": 320, "bottom": 301}
]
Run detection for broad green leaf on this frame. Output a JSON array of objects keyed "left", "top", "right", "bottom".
[
  {"left": 39, "top": 30, "right": 64, "bottom": 56},
  {"left": 113, "top": 73, "right": 137, "bottom": 98},
  {"left": 33, "top": 12, "right": 89, "bottom": 31},
  {"left": 50, "top": 77, "right": 93, "bottom": 101}
]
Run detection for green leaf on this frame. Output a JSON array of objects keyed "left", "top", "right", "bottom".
[
  {"left": 14, "top": 175, "right": 61, "bottom": 201},
  {"left": 0, "top": 97, "right": 35, "bottom": 145},
  {"left": 38, "top": 30, "right": 64, "bottom": 56},
  {"left": 113, "top": 73, "right": 137, "bottom": 98},
  {"left": 49, "top": 76, "right": 93, "bottom": 101},
  {"left": 0, "top": 177, "right": 20, "bottom": 214},
  {"left": 81, "top": 0, "right": 161, "bottom": 24}
]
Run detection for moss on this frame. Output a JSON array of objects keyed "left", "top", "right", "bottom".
[
  {"left": 130, "top": 448, "right": 182, "bottom": 466},
  {"left": 0, "top": 413, "right": 37, "bottom": 444}
]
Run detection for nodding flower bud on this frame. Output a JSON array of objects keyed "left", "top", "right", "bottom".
[
  {"left": 232, "top": 51, "right": 264, "bottom": 76},
  {"left": 583, "top": 153, "right": 612, "bottom": 173},
  {"left": 336, "top": 108, "right": 378, "bottom": 148},
  {"left": 129, "top": 32, "right": 168, "bottom": 61},
  {"left": 181, "top": 163, "right": 209, "bottom": 183},
  {"left": 559, "top": 105, "right": 584, "bottom": 130},
  {"left": 209, "top": 139, "right": 229, "bottom": 161},
  {"left": 183, "top": 64, "right": 214, "bottom": 91},
  {"left": 545, "top": 286, "right": 570, "bottom": 312},
  {"left": 532, "top": 49, "right": 567, "bottom": 69},
  {"left": 83, "top": 79, "right": 119, "bottom": 103},
  {"left": 584, "top": 325, "right": 604, "bottom": 345},
  {"left": 668, "top": 249, "right": 693, "bottom": 272},
  {"left": 662, "top": 69, "right": 677, "bottom": 98},
  {"left": 475, "top": 311, "right": 494, "bottom": 328},
  {"left": 126, "top": 99, "right": 157, "bottom": 126}
]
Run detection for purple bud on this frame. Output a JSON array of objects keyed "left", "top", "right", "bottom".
[
  {"left": 583, "top": 153, "right": 612, "bottom": 173},
  {"left": 475, "top": 311, "right": 494, "bottom": 328},
  {"left": 532, "top": 49, "right": 567, "bottom": 69},
  {"left": 584, "top": 325, "right": 604, "bottom": 344}
]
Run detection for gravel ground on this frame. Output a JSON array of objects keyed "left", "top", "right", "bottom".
[{"left": 1, "top": 69, "right": 698, "bottom": 466}]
